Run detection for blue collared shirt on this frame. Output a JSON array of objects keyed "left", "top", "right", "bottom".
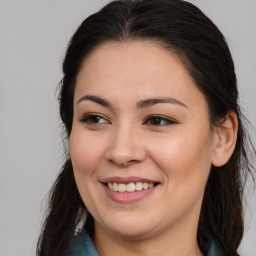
[{"left": 68, "top": 229, "right": 224, "bottom": 256}]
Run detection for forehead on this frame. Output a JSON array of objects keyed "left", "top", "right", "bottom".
[
  {"left": 74, "top": 40, "right": 207, "bottom": 110},
  {"left": 77, "top": 40, "right": 189, "bottom": 83}
]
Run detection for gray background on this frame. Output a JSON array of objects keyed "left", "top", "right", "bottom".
[{"left": 0, "top": 1, "right": 255, "bottom": 255}]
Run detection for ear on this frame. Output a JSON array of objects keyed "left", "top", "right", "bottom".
[{"left": 211, "top": 111, "right": 238, "bottom": 167}]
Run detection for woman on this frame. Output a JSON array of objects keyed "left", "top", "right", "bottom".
[{"left": 37, "top": 0, "right": 255, "bottom": 255}]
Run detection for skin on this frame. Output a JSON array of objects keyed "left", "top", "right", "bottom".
[{"left": 69, "top": 41, "right": 237, "bottom": 256}]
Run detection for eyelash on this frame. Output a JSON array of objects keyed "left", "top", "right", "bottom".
[
  {"left": 143, "top": 115, "right": 177, "bottom": 126},
  {"left": 80, "top": 113, "right": 110, "bottom": 125},
  {"left": 80, "top": 114, "right": 177, "bottom": 126}
]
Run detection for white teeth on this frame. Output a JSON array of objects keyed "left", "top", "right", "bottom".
[
  {"left": 135, "top": 182, "right": 143, "bottom": 191},
  {"left": 118, "top": 184, "right": 126, "bottom": 193},
  {"left": 143, "top": 183, "right": 149, "bottom": 190},
  {"left": 107, "top": 182, "right": 154, "bottom": 192},
  {"left": 127, "top": 183, "right": 136, "bottom": 192},
  {"left": 113, "top": 183, "right": 118, "bottom": 192},
  {"left": 148, "top": 183, "right": 154, "bottom": 188},
  {"left": 108, "top": 183, "right": 113, "bottom": 190}
]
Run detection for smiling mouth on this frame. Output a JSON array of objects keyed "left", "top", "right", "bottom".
[{"left": 104, "top": 182, "right": 159, "bottom": 193}]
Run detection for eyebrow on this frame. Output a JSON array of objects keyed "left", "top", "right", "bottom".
[
  {"left": 77, "top": 94, "right": 187, "bottom": 109},
  {"left": 77, "top": 95, "right": 110, "bottom": 107},
  {"left": 136, "top": 97, "right": 187, "bottom": 109}
]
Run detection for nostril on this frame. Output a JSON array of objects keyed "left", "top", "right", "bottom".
[
  {"left": 105, "top": 138, "right": 146, "bottom": 166},
  {"left": 107, "top": 158, "right": 136, "bottom": 167}
]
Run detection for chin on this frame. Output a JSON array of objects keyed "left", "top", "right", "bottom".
[
  {"left": 98, "top": 213, "right": 159, "bottom": 239},
  {"left": 110, "top": 225, "right": 153, "bottom": 239}
]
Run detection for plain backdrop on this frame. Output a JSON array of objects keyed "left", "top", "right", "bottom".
[{"left": 0, "top": 1, "right": 255, "bottom": 255}]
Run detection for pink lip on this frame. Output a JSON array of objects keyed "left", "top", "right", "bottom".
[{"left": 101, "top": 176, "right": 159, "bottom": 184}]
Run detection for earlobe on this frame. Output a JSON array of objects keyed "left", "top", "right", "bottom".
[{"left": 211, "top": 111, "right": 238, "bottom": 167}]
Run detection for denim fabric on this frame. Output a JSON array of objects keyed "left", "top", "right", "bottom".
[
  {"left": 68, "top": 229, "right": 223, "bottom": 256},
  {"left": 207, "top": 239, "right": 224, "bottom": 256},
  {"left": 68, "top": 229, "right": 99, "bottom": 256}
]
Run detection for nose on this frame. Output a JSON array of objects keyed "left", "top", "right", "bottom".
[{"left": 105, "top": 123, "right": 146, "bottom": 167}]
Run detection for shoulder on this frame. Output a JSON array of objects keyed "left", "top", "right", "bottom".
[{"left": 68, "top": 229, "right": 99, "bottom": 256}]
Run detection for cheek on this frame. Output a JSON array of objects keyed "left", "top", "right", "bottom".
[
  {"left": 148, "top": 130, "right": 213, "bottom": 221},
  {"left": 69, "top": 128, "right": 106, "bottom": 214},
  {"left": 149, "top": 128, "right": 213, "bottom": 186},
  {"left": 69, "top": 128, "right": 106, "bottom": 177}
]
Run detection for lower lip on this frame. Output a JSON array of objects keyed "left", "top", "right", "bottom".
[{"left": 102, "top": 184, "right": 157, "bottom": 203}]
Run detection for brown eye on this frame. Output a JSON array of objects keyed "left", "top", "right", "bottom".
[
  {"left": 144, "top": 115, "right": 177, "bottom": 126},
  {"left": 80, "top": 114, "right": 109, "bottom": 125},
  {"left": 148, "top": 116, "right": 162, "bottom": 125},
  {"left": 87, "top": 116, "right": 102, "bottom": 124}
]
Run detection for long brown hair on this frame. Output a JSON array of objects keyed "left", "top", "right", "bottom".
[{"left": 37, "top": 1, "right": 255, "bottom": 255}]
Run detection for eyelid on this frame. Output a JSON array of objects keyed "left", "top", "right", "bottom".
[
  {"left": 143, "top": 115, "right": 178, "bottom": 126},
  {"left": 79, "top": 113, "right": 110, "bottom": 124}
]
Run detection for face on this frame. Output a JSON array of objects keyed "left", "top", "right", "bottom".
[{"left": 70, "top": 41, "right": 216, "bottom": 240}]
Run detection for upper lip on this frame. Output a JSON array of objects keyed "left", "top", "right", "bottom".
[{"left": 101, "top": 176, "right": 160, "bottom": 184}]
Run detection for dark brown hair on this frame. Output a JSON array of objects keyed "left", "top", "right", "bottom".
[{"left": 37, "top": 0, "right": 255, "bottom": 255}]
